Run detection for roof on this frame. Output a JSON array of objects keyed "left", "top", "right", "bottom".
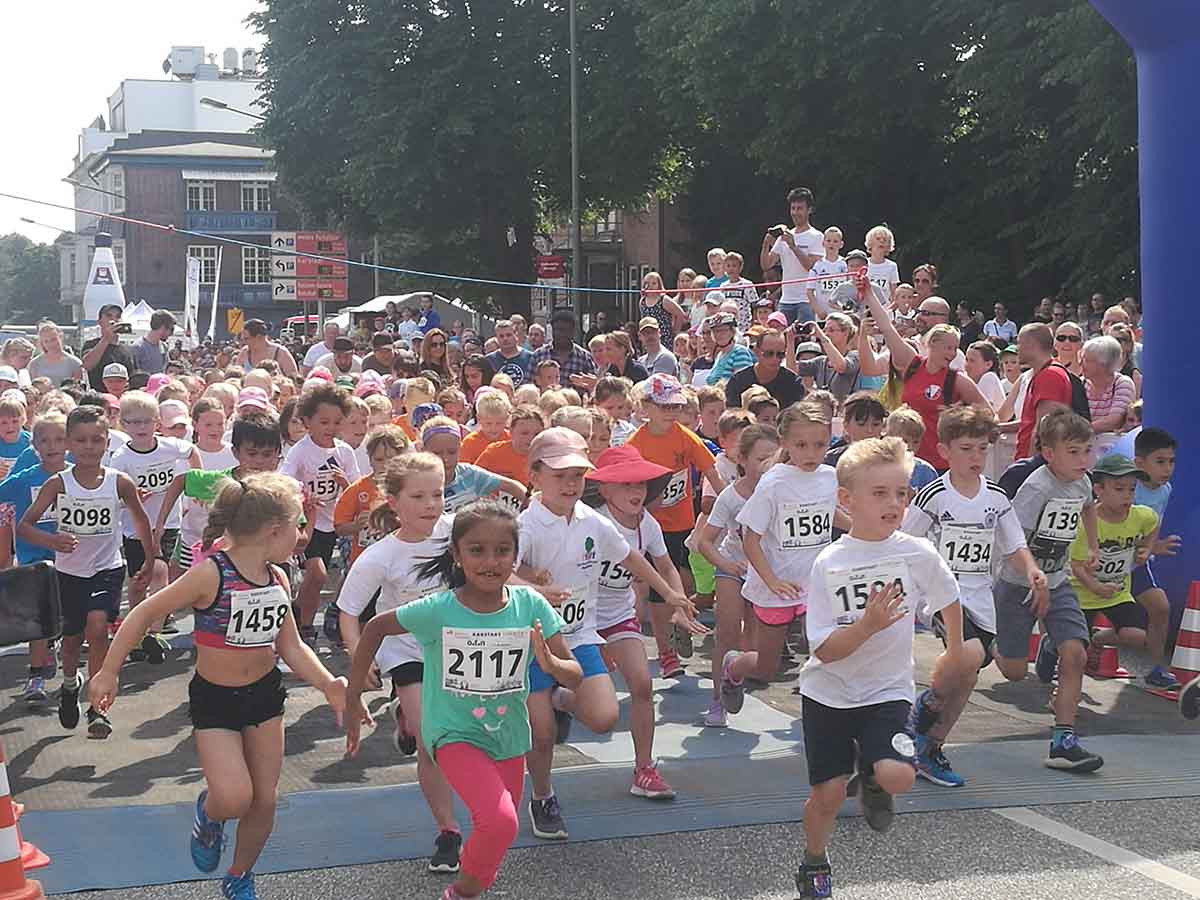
[{"left": 112, "top": 141, "right": 273, "bottom": 159}]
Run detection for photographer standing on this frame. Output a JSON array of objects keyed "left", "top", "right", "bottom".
[
  {"left": 81, "top": 303, "right": 135, "bottom": 390},
  {"left": 759, "top": 187, "right": 824, "bottom": 325}
]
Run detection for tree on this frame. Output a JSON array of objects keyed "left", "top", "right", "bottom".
[
  {"left": 0, "top": 234, "right": 60, "bottom": 323},
  {"left": 251, "top": 0, "right": 680, "bottom": 313}
]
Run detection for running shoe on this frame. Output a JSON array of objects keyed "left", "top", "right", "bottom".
[
  {"left": 441, "top": 888, "right": 467, "bottom": 900},
  {"left": 529, "top": 796, "right": 568, "bottom": 840},
  {"left": 670, "top": 624, "right": 694, "bottom": 659},
  {"left": 141, "top": 633, "right": 171, "bottom": 665},
  {"left": 658, "top": 649, "right": 684, "bottom": 678},
  {"left": 703, "top": 699, "right": 727, "bottom": 728},
  {"left": 58, "top": 673, "right": 81, "bottom": 730},
  {"left": 1035, "top": 633, "right": 1058, "bottom": 684},
  {"left": 221, "top": 871, "right": 257, "bottom": 899},
  {"left": 795, "top": 859, "right": 833, "bottom": 899},
  {"left": 160, "top": 617, "right": 180, "bottom": 635},
  {"left": 391, "top": 701, "right": 417, "bottom": 756},
  {"left": 1180, "top": 676, "right": 1200, "bottom": 720},
  {"left": 1044, "top": 733, "right": 1104, "bottom": 772},
  {"left": 914, "top": 739, "right": 965, "bottom": 788},
  {"left": 86, "top": 707, "right": 112, "bottom": 740},
  {"left": 428, "top": 830, "right": 462, "bottom": 873},
  {"left": 190, "top": 789, "right": 226, "bottom": 872},
  {"left": 43, "top": 646, "right": 57, "bottom": 680},
  {"left": 719, "top": 650, "right": 745, "bottom": 715},
  {"left": 850, "top": 772, "right": 894, "bottom": 833},
  {"left": 23, "top": 675, "right": 46, "bottom": 705},
  {"left": 630, "top": 762, "right": 676, "bottom": 800},
  {"left": 299, "top": 625, "right": 319, "bottom": 654},
  {"left": 1146, "top": 666, "right": 1181, "bottom": 690},
  {"left": 322, "top": 604, "right": 342, "bottom": 645},
  {"left": 554, "top": 709, "right": 573, "bottom": 744},
  {"left": 906, "top": 688, "right": 937, "bottom": 737}
]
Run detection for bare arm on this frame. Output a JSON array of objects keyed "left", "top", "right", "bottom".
[
  {"left": 812, "top": 322, "right": 848, "bottom": 373},
  {"left": 697, "top": 520, "right": 746, "bottom": 576},
  {"left": 80, "top": 334, "right": 114, "bottom": 373},
  {"left": 154, "top": 474, "right": 187, "bottom": 537},
  {"left": 814, "top": 582, "right": 906, "bottom": 663},
  {"left": 863, "top": 281, "right": 917, "bottom": 373},
  {"left": 742, "top": 528, "right": 801, "bottom": 601},
  {"left": 760, "top": 233, "right": 780, "bottom": 273},
  {"left": 117, "top": 474, "right": 156, "bottom": 583}
]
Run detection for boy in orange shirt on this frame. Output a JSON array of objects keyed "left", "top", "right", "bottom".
[
  {"left": 333, "top": 425, "right": 411, "bottom": 567},
  {"left": 459, "top": 390, "right": 512, "bottom": 464},
  {"left": 628, "top": 374, "right": 726, "bottom": 675},
  {"left": 474, "top": 405, "right": 545, "bottom": 491}
]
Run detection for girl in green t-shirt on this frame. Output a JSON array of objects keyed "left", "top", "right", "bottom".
[{"left": 345, "top": 500, "right": 580, "bottom": 900}]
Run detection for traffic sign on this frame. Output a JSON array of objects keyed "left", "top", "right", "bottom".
[
  {"left": 272, "top": 257, "right": 296, "bottom": 277},
  {"left": 272, "top": 279, "right": 298, "bottom": 301},
  {"left": 271, "top": 231, "right": 297, "bottom": 252},
  {"left": 536, "top": 255, "right": 567, "bottom": 279},
  {"left": 295, "top": 231, "right": 348, "bottom": 258},
  {"left": 295, "top": 257, "right": 349, "bottom": 279},
  {"left": 295, "top": 279, "right": 349, "bottom": 301}
]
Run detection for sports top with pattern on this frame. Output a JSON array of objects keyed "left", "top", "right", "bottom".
[
  {"left": 193, "top": 551, "right": 291, "bottom": 650},
  {"left": 639, "top": 296, "right": 675, "bottom": 338}
]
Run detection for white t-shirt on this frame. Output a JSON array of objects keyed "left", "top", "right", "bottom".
[
  {"left": 722, "top": 278, "right": 759, "bottom": 330},
  {"left": 197, "top": 445, "right": 237, "bottom": 471},
  {"left": 517, "top": 497, "right": 631, "bottom": 649},
  {"left": 808, "top": 256, "right": 848, "bottom": 315},
  {"left": 736, "top": 464, "right": 838, "bottom": 607},
  {"left": 110, "top": 436, "right": 195, "bottom": 536},
  {"left": 396, "top": 320, "right": 421, "bottom": 341},
  {"left": 303, "top": 342, "right": 337, "bottom": 369},
  {"left": 702, "top": 453, "right": 739, "bottom": 500},
  {"left": 595, "top": 505, "right": 667, "bottom": 630},
  {"left": 315, "top": 352, "right": 363, "bottom": 375},
  {"left": 103, "top": 430, "right": 129, "bottom": 467},
  {"left": 984, "top": 318, "right": 1018, "bottom": 342},
  {"left": 866, "top": 259, "right": 900, "bottom": 301},
  {"left": 336, "top": 516, "right": 452, "bottom": 672},
  {"left": 771, "top": 226, "right": 824, "bottom": 306},
  {"left": 798, "top": 532, "right": 959, "bottom": 708},
  {"left": 280, "top": 435, "right": 362, "bottom": 532},
  {"left": 975, "top": 370, "right": 1006, "bottom": 412},
  {"left": 901, "top": 474, "right": 1025, "bottom": 632},
  {"left": 707, "top": 482, "right": 752, "bottom": 568}
]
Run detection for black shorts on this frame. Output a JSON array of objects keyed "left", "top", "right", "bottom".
[
  {"left": 647, "top": 529, "right": 692, "bottom": 604},
  {"left": 58, "top": 567, "right": 124, "bottom": 637},
  {"left": 1085, "top": 603, "right": 1149, "bottom": 633},
  {"left": 123, "top": 530, "right": 179, "bottom": 577},
  {"left": 389, "top": 661, "right": 424, "bottom": 689},
  {"left": 189, "top": 667, "right": 286, "bottom": 732},
  {"left": 801, "top": 695, "right": 914, "bottom": 786},
  {"left": 303, "top": 529, "right": 337, "bottom": 567},
  {"left": 933, "top": 610, "right": 996, "bottom": 667}
]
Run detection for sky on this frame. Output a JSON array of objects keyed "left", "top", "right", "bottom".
[{"left": 0, "top": 1, "right": 264, "bottom": 243}]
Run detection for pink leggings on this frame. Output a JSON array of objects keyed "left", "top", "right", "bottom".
[{"left": 436, "top": 742, "right": 525, "bottom": 891}]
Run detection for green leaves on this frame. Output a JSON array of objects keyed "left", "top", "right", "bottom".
[{"left": 0, "top": 234, "right": 59, "bottom": 324}]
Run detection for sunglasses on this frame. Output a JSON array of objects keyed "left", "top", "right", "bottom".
[
  {"left": 916, "top": 309, "right": 944, "bottom": 317},
  {"left": 1055, "top": 334, "right": 1082, "bottom": 343}
]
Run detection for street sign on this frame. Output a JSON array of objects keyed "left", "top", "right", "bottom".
[
  {"left": 272, "top": 257, "right": 296, "bottom": 277},
  {"left": 536, "top": 255, "right": 567, "bottom": 279},
  {"left": 271, "top": 231, "right": 297, "bottom": 252},
  {"left": 295, "top": 231, "right": 348, "bottom": 257},
  {"left": 295, "top": 257, "right": 349, "bottom": 279},
  {"left": 272, "top": 279, "right": 298, "bottom": 301},
  {"left": 295, "top": 279, "right": 349, "bottom": 301}
]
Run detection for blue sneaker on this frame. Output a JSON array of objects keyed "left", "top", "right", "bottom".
[
  {"left": 906, "top": 688, "right": 937, "bottom": 737},
  {"left": 1035, "top": 633, "right": 1058, "bottom": 684},
  {"left": 190, "top": 790, "right": 226, "bottom": 873},
  {"left": 1146, "top": 666, "right": 1181, "bottom": 690},
  {"left": 915, "top": 742, "right": 965, "bottom": 787},
  {"left": 221, "top": 871, "right": 257, "bottom": 899}
]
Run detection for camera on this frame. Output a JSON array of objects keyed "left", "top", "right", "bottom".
[
  {"left": 798, "top": 322, "right": 816, "bottom": 338},
  {"left": 768, "top": 224, "right": 788, "bottom": 237},
  {"left": 115, "top": 322, "right": 132, "bottom": 334}
]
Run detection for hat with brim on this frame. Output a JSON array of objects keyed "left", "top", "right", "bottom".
[
  {"left": 528, "top": 426, "right": 593, "bottom": 470},
  {"left": 1091, "top": 454, "right": 1149, "bottom": 481},
  {"left": 795, "top": 341, "right": 823, "bottom": 356},
  {"left": 587, "top": 445, "right": 672, "bottom": 484}
]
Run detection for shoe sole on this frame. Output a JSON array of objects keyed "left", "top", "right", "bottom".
[
  {"left": 1044, "top": 756, "right": 1104, "bottom": 773},
  {"left": 629, "top": 786, "right": 676, "bottom": 800},
  {"left": 1180, "top": 681, "right": 1200, "bottom": 720},
  {"left": 59, "top": 697, "right": 80, "bottom": 729},
  {"left": 24, "top": 692, "right": 46, "bottom": 705},
  {"left": 528, "top": 808, "right": 568, "bottom": 841},
  {"left": 428, "top": 861, "right": 461, "bottom": 873},
  {"left": 87, "top": 722, "right": 112, "bottom": 739},
  {"left": 141, "top": 635, "right": 167, "bottom": 665}
]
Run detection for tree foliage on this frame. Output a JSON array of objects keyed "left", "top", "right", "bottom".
[
  {"left": 254, "top": 0, "right": 1138, "bottom": 316},
  {"left": 0, "top": 234, "right": 60, "bottom": 324}
]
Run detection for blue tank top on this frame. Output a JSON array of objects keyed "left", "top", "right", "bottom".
[{"left": 193, "top": 551, "right": 291, "bottom": 650}]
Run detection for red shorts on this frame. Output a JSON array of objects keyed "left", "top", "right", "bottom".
[
  {"left": 751, "top": 602, "right": 805, "bottom": 626},
  {"left": 598, "top": 617, "right": 643, "bottom": 643}
]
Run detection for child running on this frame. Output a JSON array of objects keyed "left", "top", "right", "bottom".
[
  {"left": 19, "top": 404, "right": 156, "bottom": 737},
  {"left": 419, "top": 416, "right": 527, "bottom": 513},
  {"left": 722, "top": 401, "right": 845, "bottom": 705},
  {"left": 589, "top": 444, "right": 709, "bottom": 799},
  {"left": 516, "top": 427, "right": 696, "bottom": 841},
  {"left": 901, "top": 406, "right": 1047, "bottom": 786},
  {"left": 336, "top": 452, "right": 465, "bottom": 874},
  {"left": 90, "top": 472, "right": 347, "bottom": 900},
  {"left": 795, "top": 437, "right": 963, "bottom": 899},
  {"left": 344, "top": 501, "right": 582, "bottom": 900}
]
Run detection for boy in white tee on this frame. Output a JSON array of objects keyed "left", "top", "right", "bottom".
[{"left": 807, "top": 227, "right": 847, "bottom": 317}]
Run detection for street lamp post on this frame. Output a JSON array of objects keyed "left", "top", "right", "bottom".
[
  {"left": 199, "top": 97, "right": 266, "bottom": 122},
  {"left": 569, "top": 0, "right": 583, "bottom": 328}
]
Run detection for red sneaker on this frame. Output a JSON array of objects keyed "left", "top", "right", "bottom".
[
  {"left": 658, "top": 650, "right": 684, "bottom": 678},
  {"left": 630, "top": 763, "right": 676, "bottom": 800}
]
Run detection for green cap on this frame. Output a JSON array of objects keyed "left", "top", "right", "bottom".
[
  {"left": 334, "top": 376, "right": 357, "bottom": 390},
  {"left": 1001, "top": 344, "right": 1019, "bottom": 355},
  {"left": 1091, "top": 454, "right": 1148, "bottom": 481}
]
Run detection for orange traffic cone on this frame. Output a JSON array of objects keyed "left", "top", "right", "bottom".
[
  {"left": 0, "top": 744, "right": 44, "bottom": 899},
  {"left": 8, "top": 807, "right": 46, "bottom": 872},
  {"left": 1169, "top": 582, "right": 1200, "bottom": 688},
  {"left": 1085, "top": 612, "right": 1133, "bottom": 679}
]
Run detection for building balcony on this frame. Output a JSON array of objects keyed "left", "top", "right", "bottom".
[{"left": 184, "top": 210, "right": 277, "bottom": 233}]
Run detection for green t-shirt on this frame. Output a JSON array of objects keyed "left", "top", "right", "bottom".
[
  {"left": 394, "top": 585, "right": 564, "bottom": 761},
  {"left": 1070, "top": 504, "right": 1157, "bottom": 609},
  {"left": 185, "top": 467, "right": 235, "bottom": 502}
]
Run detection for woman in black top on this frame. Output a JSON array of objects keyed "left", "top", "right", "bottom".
[{"left": 605, "top": 331, "right": 650, "bottom": 383}]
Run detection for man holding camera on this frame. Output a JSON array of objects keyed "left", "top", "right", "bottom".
[
  {"left": 759, "top": 187, "right": 824, "bottom": 326},
  {"left": 82, "top": 303, "right": 136, "bottom": 391}
]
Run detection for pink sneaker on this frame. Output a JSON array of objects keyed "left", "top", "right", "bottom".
[
  {"left": 630, "top": 762, "right": 676, "bottom": 800},
  {"left": 658, "top": 650, "right": 684, "bottom": 678}
]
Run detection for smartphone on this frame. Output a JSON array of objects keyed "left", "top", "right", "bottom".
[
  {"left": 115, "top": 322, "right": 133, "bottom": 334},
  {"left": 768, "top": 224, "right": 788, "bottom": 237}
]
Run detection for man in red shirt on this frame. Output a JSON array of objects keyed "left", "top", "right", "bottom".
[{"left": 1015, "top": 323, "right": 1073, "bottom": 458}]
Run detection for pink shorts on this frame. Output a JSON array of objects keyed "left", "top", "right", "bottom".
[
  {"left": 598, "top": 617, "right": 643, "bottom": 642},
  {"left": 751, "top": 602, "right": 806, "bottom": 626}
]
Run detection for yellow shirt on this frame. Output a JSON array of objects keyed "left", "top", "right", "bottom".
[{"left": 1069, "top": 504, "right": 1157, "bottom": 609}]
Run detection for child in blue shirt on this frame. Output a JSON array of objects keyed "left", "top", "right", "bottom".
[
  {"left": 885, "top": 407, "right": 940, "bottom": 490},
  {"left": 0, "top": 394, "right": 32, "bottom": 481}
]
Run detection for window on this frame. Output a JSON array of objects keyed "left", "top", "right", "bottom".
[
  {"left": 242, "top": 246, "right": 272, "bottom": 284},
  {"left": 188, "top": 246, "right": 218, "bottom": 284},
  {"left": 186, "top": 180, "right": 216, "bottom": 211},
  {"left": 241, "top": 182, "right": 271, "bottom": 212},
  {"left": 112, "top": 242, "right": 126, "bottom": 282},
  {"left": 68, "top": 251, "right": 77, "bottom": 284},
  {"left": 109, "top": 167, "right": 125, "bottom": 214}
]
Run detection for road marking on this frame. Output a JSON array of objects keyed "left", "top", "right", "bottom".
[{"left": 996, "top": 807, "right": 1200, "bottom": 898}]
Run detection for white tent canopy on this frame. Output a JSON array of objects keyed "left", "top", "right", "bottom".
[
  {"left": 120, "top": 300, "right": 156, "bottom": 329},
  {"left": 343, "top": 292, "right": 441, "bottom": 315}
]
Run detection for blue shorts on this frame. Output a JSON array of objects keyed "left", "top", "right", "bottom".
[
  {"left": 529, "top": 643, "right": 607, "bottom": 692},
  {"left": 714, "top": 569, "right": 745, "bottom": 583},
  {"left": 1131, "top": 560, "right": 1157, "bottom": 597},
  {"left": 780, "top": 302, "right": 816, "bottom": 326}
]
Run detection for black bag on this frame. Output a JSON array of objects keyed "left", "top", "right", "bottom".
[
  {"left": 1047, "top": 362, "right": 1093, "bottom": 421},
  {"left": 0, "top": 562, "right": 61, "bottom": 647}
]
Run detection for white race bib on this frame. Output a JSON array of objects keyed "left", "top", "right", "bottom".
[
  {"left": 309, "top": 473, "right": 340, "bottom": 504},
  {"left": 777, "top": 500, "right": 834, "bottom": 550},
  {"left": 225, "top": 585, "right": 290, "bottom": 647},
  {"left": 494, "top": 491, "right": 524, "bottom": 514},
  {"left": 1096, "top": 545, "right": 1135, "bottom": 584},
  {"left": 357, "top": 526, "right": 383, "bottom": 550},
  {"left": 32, "top": 486, "right": 55, "bottom": 526},
  {"left": 827, "top": 557, "right": 911, "bottom": 626},
  {"left": 658, "top": 470, "right": 689, "bottom": 508},
  {"left": 1035, "top": 497, "right": 1084, "bottom": 543},
  {"left": 559, "top": 584, "right": 591, "bottom": 634},
  {"left": 58, "top": 496, "right": 116, "bottom": 536},
  {"left": 442, "top": 627, "right": 528, "bottom": 695},
  {"left": 136, "top": 460, "right": 176, "bottom": 495},
  {"left": 598, "top": 557, "right": 633, "bottom": 592},
  {"left": 938, "top": 523, "right": 995, "bottom": 576}
]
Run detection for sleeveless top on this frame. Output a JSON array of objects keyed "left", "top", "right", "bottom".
[
  {"left": 193, "top": 551, "right": 291, "bottom": 650},
  {"left": 56, "top": 467, "right": 123, "bottom": 577},
  {"left": 901, "top": 357, "right": 958, "bottom": 470},
  {"left": 639, "top": 297, "right": 675, "bottom": 338}
]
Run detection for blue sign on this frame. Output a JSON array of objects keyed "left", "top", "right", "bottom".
[{"left": 184, "top": 211, "right": 277, "bottom": 233}]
